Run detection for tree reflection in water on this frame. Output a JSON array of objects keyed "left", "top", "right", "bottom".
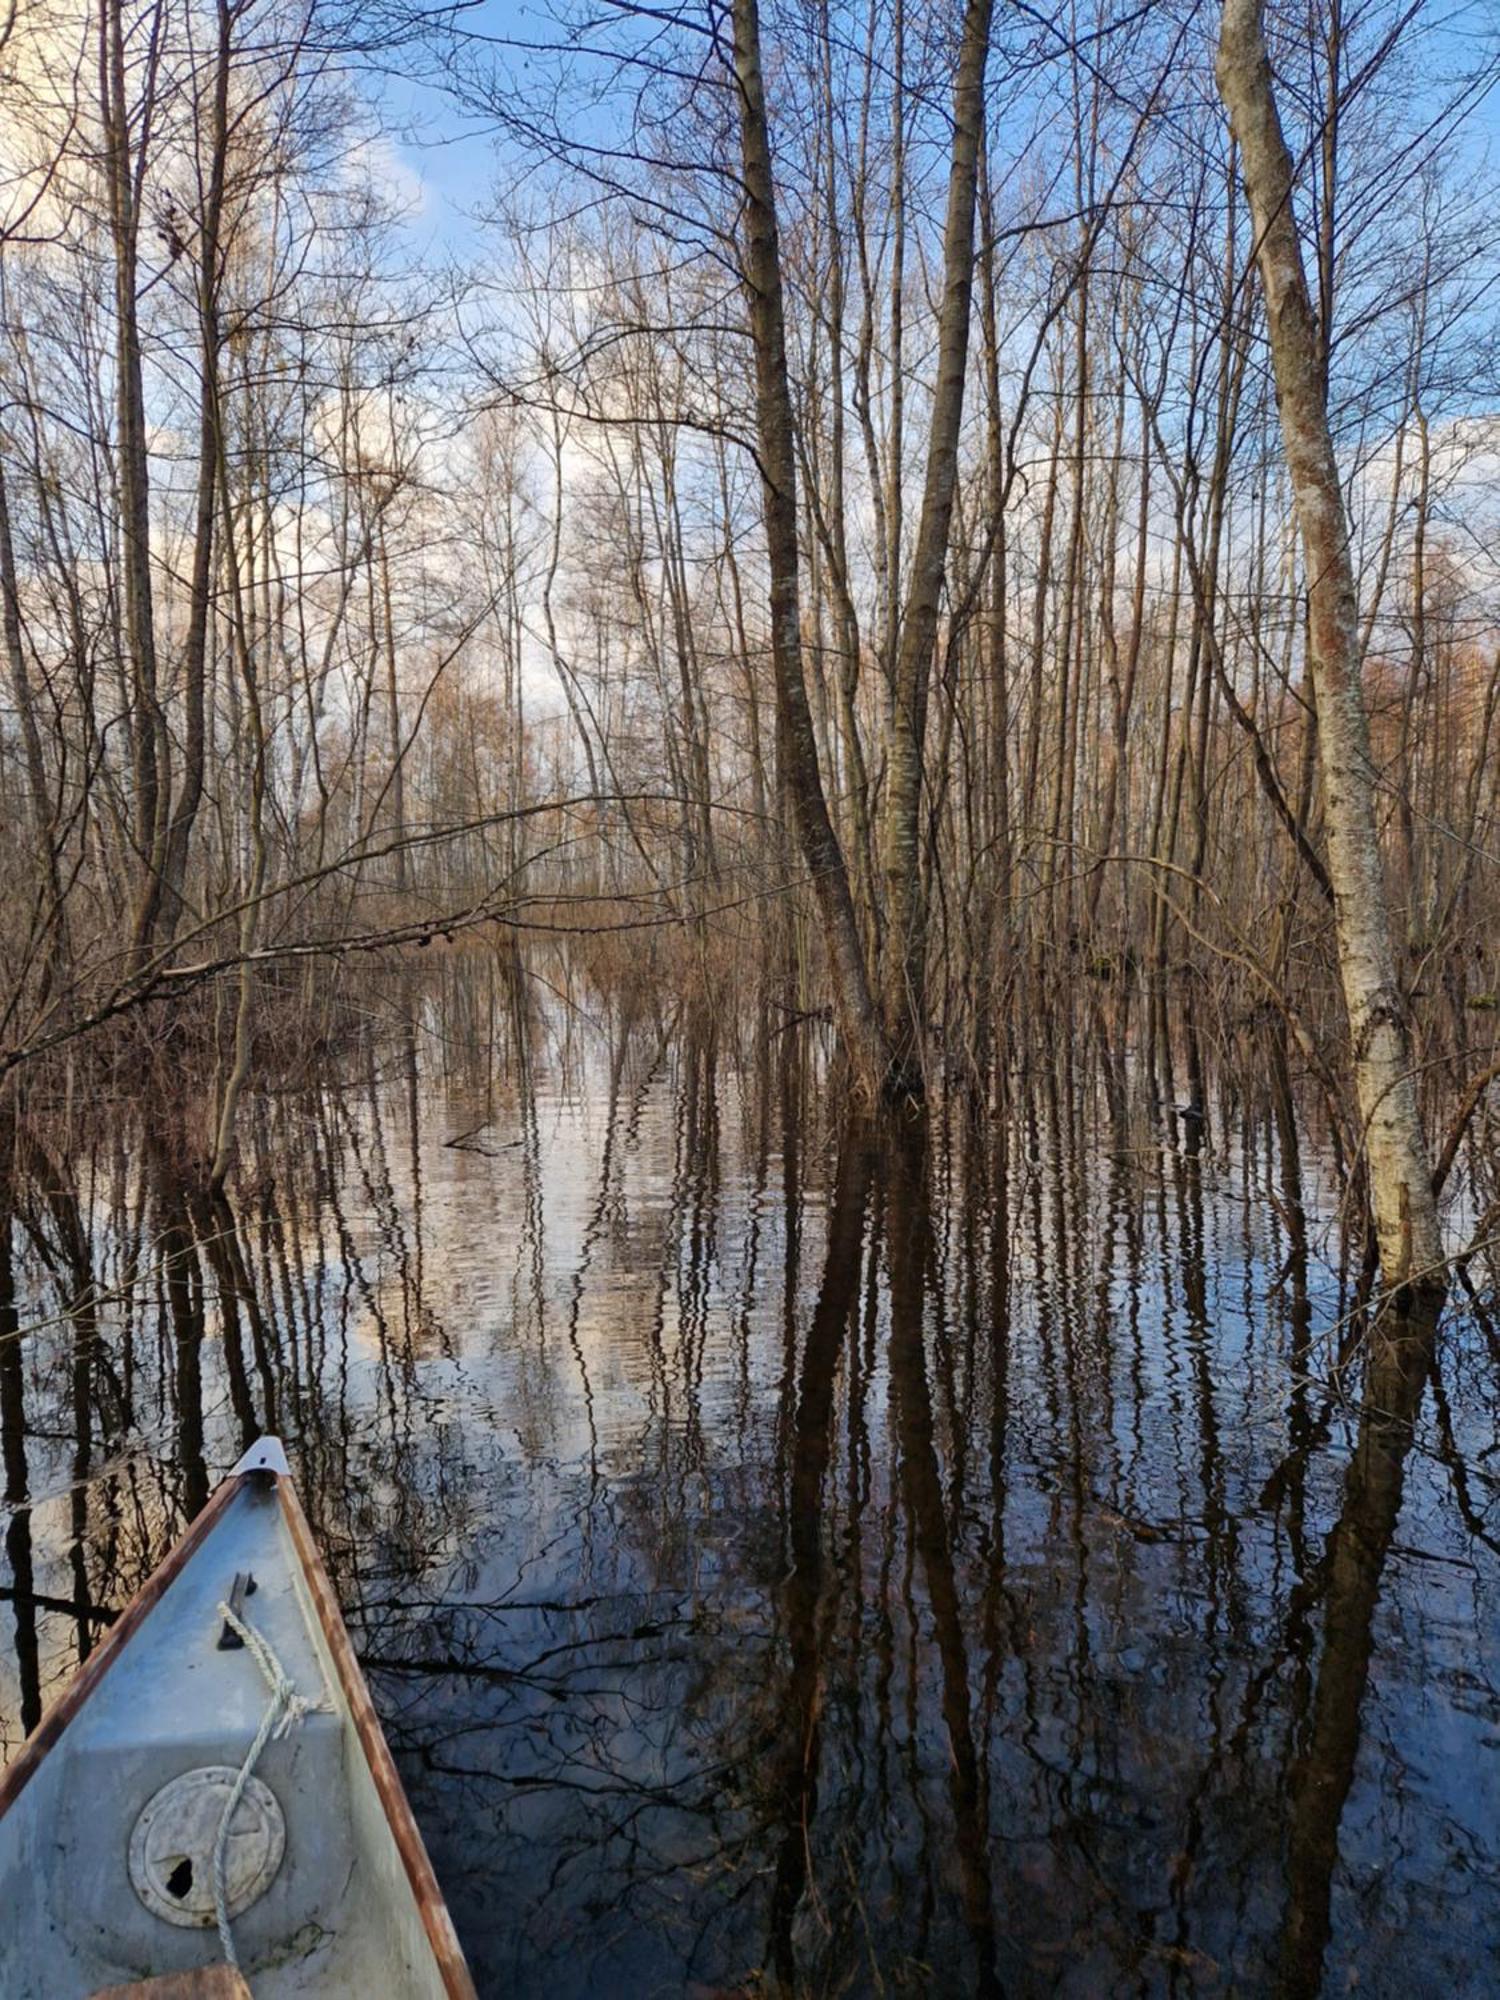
[{"left": 0, "top": 986, "right": 1497, "bottom": 1996}]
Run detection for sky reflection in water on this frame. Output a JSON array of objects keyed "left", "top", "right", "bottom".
[{"left": 1, "top": 1000, "right": 1498, "bottom": 1996}]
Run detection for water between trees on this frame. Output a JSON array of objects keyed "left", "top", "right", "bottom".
[{"left": 1, "top": 985, "right": 1496, "bottom": 1996}]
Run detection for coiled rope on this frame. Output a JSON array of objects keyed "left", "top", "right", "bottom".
[{"left": 211, "top": 1598, "right": 324, "bottom": 1975}]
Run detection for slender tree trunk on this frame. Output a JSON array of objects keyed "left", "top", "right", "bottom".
[
  {"left": 976, "top": 159, "right": 1012, "bottom": 980},
  {"left": 161, "top": 0, "right": 232, "bottom": 939},
  {"left": 101, "top": 0, "right": 169, "bottom": 962},
  {"left": 878, "top": 0, "right": 994, "bottom": 1079},
  {"left": 731, "top": 0, "right": 887, "bottom": 1093},
  {"left": 1216, "top": 0, "right": 1443, "bottom": 1295},
  {"left": 377, "top": 514, "right": 408, "bottom": 893},
  {"left": 0, "top": 451, "right": 69, "bottom": 993}
]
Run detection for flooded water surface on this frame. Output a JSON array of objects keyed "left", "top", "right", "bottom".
[{"left": 2, "top": 987, "right": 1498, "bottom": 1996}]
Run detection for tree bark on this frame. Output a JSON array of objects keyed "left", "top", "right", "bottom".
[
  {"left": 731, "top": 0, "right": 888, "bottom": 1093},
  {"left": 878, "top": 0, "right": 994, "bottom": 1079},
  {"left": 0, "top": 450, "right": 68, "bottom": 994},
  {"left": 162, "top": 0, "right": 234, "bottom": 939},
  {"left": 1216, "top": 0, "right": 1444, "bottom": 1296},
  {"left": 100, "top": 0, "right": 168, "bottom": 962}
]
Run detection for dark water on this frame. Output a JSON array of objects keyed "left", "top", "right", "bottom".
[{"left": 2, "top": 990, "right": 1498, "bottom": 1996}]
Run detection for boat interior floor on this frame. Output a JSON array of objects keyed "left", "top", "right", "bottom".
[{"left": 0, "top": 1477, "right": 453, "bottom": 1999}]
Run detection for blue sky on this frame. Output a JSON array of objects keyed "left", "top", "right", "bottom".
[{"left": 373, "top": 1, "right": 1500, "bottom": 269}]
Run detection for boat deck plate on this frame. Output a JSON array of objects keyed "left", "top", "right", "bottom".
[{"left": 128, "top": 1767, "right": 286, "bottom": 1929}]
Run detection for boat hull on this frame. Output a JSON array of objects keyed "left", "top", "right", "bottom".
[{"left": 0, "top": 1447, "right": 474, "bottom": 1999}]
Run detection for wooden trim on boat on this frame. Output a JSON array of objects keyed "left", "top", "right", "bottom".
[
  {"left": 0, "top": 1472, "right": 246, "bottom": 1821},
  {"left": 274, "top": 1477, "right": 478, "bottom": 2000}
]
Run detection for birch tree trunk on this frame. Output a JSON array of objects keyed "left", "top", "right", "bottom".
[
  {"left": 731, "top": 0, "right": 888, "bottom": 1094},
  {"left": 1216, "top": 0, "right": 1444, "bottom": 1295}
]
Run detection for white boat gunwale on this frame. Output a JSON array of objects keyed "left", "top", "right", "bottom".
[{"left": 0, "top": 1441, "right": 477, "bottom": 2000}]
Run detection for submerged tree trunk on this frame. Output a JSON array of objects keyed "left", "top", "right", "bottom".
[
  {"left": 731, "top": 0, "right": 888, "bottom": 1094},
  {"left": 1215, "top": 0, "right": 1444, "bottom": 1296}
]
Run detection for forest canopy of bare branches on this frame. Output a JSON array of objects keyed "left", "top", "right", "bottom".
[{"left": 1, "top": 0, "right": 1498, "bottom": 1288}]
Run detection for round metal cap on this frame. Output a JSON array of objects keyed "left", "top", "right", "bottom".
[{"left": 128, "top": 1766, "right": 286, "bottom": 1927}]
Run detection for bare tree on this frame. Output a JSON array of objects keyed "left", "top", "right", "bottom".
[
  {"left": 1217, "top": 0, "right": 1444, "bottom": 1294},
  {"left": 730, "top": 0, "right": 887, "bottom": 1092}
]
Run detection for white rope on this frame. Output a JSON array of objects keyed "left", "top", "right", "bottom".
[{"left": 212, "top": 1598, "right": 324, "bottom": 1976}]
